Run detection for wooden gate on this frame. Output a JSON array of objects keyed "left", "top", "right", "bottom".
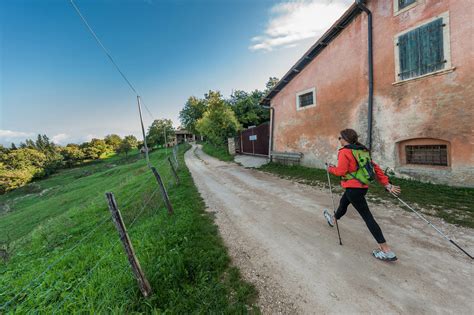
[{"left": 239, "top": 122, "right": 269, "bottom": 156}]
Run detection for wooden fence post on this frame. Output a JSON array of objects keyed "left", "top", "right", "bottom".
[
  {"left": 150, "top": 167, "right": 174, "bottom": 215},
  {"left": 173, "top": 146, "right": 178, "bottom": 169},
  {"left": 168, "top": 157, "right": 179, "bottom": 185},
  {"left": 105, "top": 192, "right": 152, "bottom": 298}
]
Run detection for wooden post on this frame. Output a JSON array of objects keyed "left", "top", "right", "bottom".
[
  {"left": 168, "top": 157, "right": 179, "bottom": 185},
  {"left": 150, "top": 167, "right": 174, "bottom": 215},
  {"left": 173, "top": 146, "right": 178, "bottom": 169},
  {"left": 105, "top": 192, "right": 152, "bottom": 298}
]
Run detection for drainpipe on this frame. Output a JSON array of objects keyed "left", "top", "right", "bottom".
[
  {"left": 262, "top": 105, "right": 274, "bottom": 161},
  {"left": 356, "top": 0, "right": 374, "bottom": 150}
]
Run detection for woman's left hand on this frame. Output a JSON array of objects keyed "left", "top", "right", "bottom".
[{"left": 385, "top": 184, "right": 401, "bottom": 195}]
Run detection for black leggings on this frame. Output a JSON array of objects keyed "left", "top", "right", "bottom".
[{"left": 335, "top": 188, "right": 386, "bottom": 244}]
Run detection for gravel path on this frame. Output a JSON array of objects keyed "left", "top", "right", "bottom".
[{"left": 185, "top": 145, "right": 473, "bottom": 314}]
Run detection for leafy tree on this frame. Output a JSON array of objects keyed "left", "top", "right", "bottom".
[
  {"left": 10, "top": 143, "right": 17, "bottom": 150},
  {"left": 104, "top": 134, "right": 122, "bottom": 150},
  {"left": 61, "top": 144, "right": 85, "bottom": 167},
  {"left": 179, "top": 96, "right": 207, "bottom": 134},
  {"left": 229, "top": 89, "right": 269, "bottom": 128},
  {"left": 1, "top": 148, "right": 47, "bottom": 171},
  {"left": 116, "top": 135, "right": 138, "bottom": 156},
  {"left": 265, "top": 76, "right": 279, "bottom": 92},
  {"left": 196, "top": 91, "right": 241, "bottom": 145},
  {"left": 0, "top": 163, "right": 36, "bottom": 194},
  {"left": 82, "top": 139, "right": 110, "bottom": 160},
  {"left": 146, "top": 119, "right": 175, "bottom": 148}
]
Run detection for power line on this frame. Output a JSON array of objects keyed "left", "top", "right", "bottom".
[
  {"left": 69, "top": 0, "right": 138, "bottom": 95},
  {"left": 69, "top": 0, "right": 160, "bottom": 166},
  {"left": 69, "top": 0, "right": 156, "bottom": 120}
]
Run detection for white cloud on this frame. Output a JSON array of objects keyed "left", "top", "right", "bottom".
[
  {"left": 250, "top": 0, "right": 352, "bottom": 52},
  {"left": 0, "top": 130, "right": 35, "bottom": 146},
  {"left": 51, "top": 133, "right": 71, "bottom": 145}
]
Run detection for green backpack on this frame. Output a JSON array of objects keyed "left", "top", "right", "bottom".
[{"left": 342, "top": 149, "right": 376, "bottom": 185}]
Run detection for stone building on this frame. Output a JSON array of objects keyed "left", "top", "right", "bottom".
[{"left": 261, "top": 0, "right": 473, "bottom": 187}]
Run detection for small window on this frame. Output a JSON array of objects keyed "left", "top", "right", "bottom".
[
  {"left": 394, "top": 0, "right": 418, "bottom": 14},
  {"left": 299, "top": 92, "right": 313, "bottom": 107},
  {"left": 406, "top": 145, "right": 448, "bottom": 166},
  {"left": 398, "top": 0, "right": 416, "bottom": 10},
  {"left": 296, "top": 88, "right": 316, "bottom": 110},
  {"left": 394, "top": 12, "right": 451, "bottom": 81}
]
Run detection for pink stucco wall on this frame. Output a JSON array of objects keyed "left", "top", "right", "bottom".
[{"left": 271, "top": 0, "right": 474, "bottom": 187}]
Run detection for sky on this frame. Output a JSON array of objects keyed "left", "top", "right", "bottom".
[{"left": 0, "top": 0, "right": 351, "bottom": 146}]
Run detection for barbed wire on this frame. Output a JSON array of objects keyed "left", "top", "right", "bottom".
[
  {"left": 2, "top": 146, "right": 180, "bottom": 312},
  {"left": 0, "top": 167, "right": 160, "bottom": 311},
  {"left": 52, "top": 187, "right": 162, "bottom": 313}
]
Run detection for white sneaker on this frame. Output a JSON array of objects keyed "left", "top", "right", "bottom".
[
  {"left": 323, "top": 209, "right": 335, "bottom": 227},
  {"left": 372, "top": 249, "right": 398, "bottom": 262}
]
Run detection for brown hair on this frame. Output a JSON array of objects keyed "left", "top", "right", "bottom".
[
  {"left": 340, "top": 129, "right": 368, "bottom": 150},
  {"left": 340, "top": 129, "right": 359, "bottom": 144}
]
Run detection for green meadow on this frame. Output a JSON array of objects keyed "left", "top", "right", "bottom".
[{"left": 0, "top": 145, "right": 257, "bottom": 313}]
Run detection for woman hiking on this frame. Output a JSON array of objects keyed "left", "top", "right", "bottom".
[{"left": 323, "top": 129, "right": 401, "bottom": 262}]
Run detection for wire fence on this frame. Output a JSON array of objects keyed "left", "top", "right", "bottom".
[{"left": 0, "top": 145, "right": 181, "bottom": 313}]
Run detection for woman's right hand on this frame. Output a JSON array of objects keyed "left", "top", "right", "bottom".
[{"left": 385, "top": 184, "right": 401, "bottom": 195}]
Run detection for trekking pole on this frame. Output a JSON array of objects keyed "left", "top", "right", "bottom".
[
  {"left": 389, "top": 192, "right": 473, "bottom": 260},
  {"left": 325, "top": 163, "right": 342, "bottom": 245}
]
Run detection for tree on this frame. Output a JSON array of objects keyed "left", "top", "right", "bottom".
[
  {"left": 104, "top": 134, "right": 122, "bottom": 150},
  {"left": 0, "top": 148, "right": 48, "bottom": 193},
  {"left": 229, "top": 89, "right": 269, "bottom": 128},
  {"left": 196, "top": 91, "right": 241, "bottom": 145},
  {"left": 82, "top": 138, "right": 110, "bottom": 160},
  {"left": 61, "top": 144, "right": 85, "bottom": 167},
  {"left": 116, "top": 135, "right": 138, "bottom": 156},
  {"left": 179, "top": 96, "right": 207, "bottom": 134},
  {"left": 146, "top": 119, "right": 175, "bottom": 148},
  {"left": 265, "top": 76, "right": 279, "bottom": 92}
]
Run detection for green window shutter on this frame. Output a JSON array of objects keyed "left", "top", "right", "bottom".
[
  {"left": 419, "top": 18, "right": 444, "bottom": 75},
  {"left": 398, "top": 18, "right": 445, "bottom": 80},
  {"left": 399, "top": 29, "right": 420, "bottom": 80}
]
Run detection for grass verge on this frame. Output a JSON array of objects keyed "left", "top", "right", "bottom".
[
  {"left": 201, "top": 143, "right": 234, "bottom": 162},
  {"left": 260, "top": 162, "right": 474, "bottom": 228},
  {"left": 0, "top": 145, "right": 258, "bottom": 313}
]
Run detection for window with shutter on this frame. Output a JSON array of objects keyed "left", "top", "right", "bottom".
[{"left": 396, "top": 16, "right": 448, "bottom": 81}]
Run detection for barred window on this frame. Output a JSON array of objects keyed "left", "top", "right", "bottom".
[
  {"left": 298, "top": 92, "right": 314, "bottom": 107},
  {"left": 406, "top": 145, "right": 448, "bottom": 166},
  {"left": 296, "top": 88, "right": 316, "bottom": 110}
]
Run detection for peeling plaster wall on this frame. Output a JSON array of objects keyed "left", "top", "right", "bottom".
[{"left": 271, "top": 0, "right": 474, "bottom": 187}]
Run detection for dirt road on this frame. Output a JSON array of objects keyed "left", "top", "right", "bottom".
[{"left": 185, "top": 145, "right": 473, "bottom": 314}]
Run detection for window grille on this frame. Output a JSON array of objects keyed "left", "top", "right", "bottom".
[
  {"left": 398, "top": 18, "right": 445, "bottom": 80},
  {"left": 298, "top": 92, "right": 314, "bottom": 107},
  {"left": 406, "top": 145, "right": 448, "bottom": 166},
  {"left": 399, "top": 0, "right": 416, "bottom": 10}
]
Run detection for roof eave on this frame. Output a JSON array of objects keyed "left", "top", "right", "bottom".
[{"left": 260, "top": 2, "right": 364, "bottom": 106}]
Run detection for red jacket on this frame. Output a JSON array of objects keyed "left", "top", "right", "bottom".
[{"left": 328, "top": 146, "right": 389, "bottom": 189}]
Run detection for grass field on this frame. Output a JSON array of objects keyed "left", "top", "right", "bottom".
[
  {"left": 201, "top": 143, "right": 234, "bottom": 162},
  {"left": 261, "top": 163, "right": 474, "bottom": 228},
  {"left": 0, "top": 145, "right": 257, "bottom": 313}
]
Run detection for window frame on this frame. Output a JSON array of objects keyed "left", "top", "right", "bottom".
[
  {"left": 296, "top": 87, "right": 316, "bottom": 111},
  {"left": 397, "top": 138, "right": 451, "bottom": 168},
  {"left": 394, "top": 0, "right": 419, "bottom": 16},
  {"left": 393, "top": 11, "right": 452, "bottom": 83}
]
